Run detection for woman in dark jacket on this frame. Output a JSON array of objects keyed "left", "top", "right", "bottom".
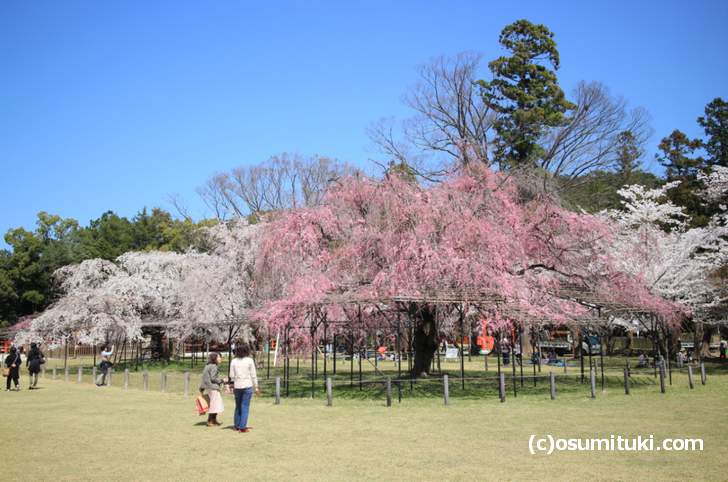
[
  {"left": 4, "top": 346, "right": 21, "bottom": 391},
  {"left": 26, "top": 343, "right": 44, "bottom": 389}
]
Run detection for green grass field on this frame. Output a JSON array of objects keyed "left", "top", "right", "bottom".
[{"left": 3, "top": 361, "right": 727, "bottom": 481}]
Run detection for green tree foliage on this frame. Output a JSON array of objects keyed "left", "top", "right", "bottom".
[
  {"left": 0, "top": 208, "right": 213, "bottom": 325},
  {"left": 478, "top": 19, "right": 575, "bottom": 168},
  {"left": 655, "top": 130, "right": 710, "bottom": 227},
  {"left": 698, "top": 97, "right": 728, "bottom": 168},
  {"left": 385, "top": 160, "right": 418, "bottom": 184},
  {"left": 614, "top": 130, "right": 643, "bottom": 182},
  {"left": 76, "top": 211, "right": 135, "bottom": 260},
  {"left": 652, "top": 98, "right": 728, "bottom": 228},
  {"left": 562, "top": 169, "right": 662, "bottom": 213},
  {"left": 656, "top": 130, "right": 705, "bottom": 179}
]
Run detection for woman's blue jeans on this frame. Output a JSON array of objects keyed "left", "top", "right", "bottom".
[{"left": 234, "top": 387, "right": 254, "bottom": 429}]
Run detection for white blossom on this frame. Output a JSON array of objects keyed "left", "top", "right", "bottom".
[
  {"left": 603, "top": 172, "right": 728, "bottom": 322},
  {"left": 19, "top": 221, "right": 261, "bottom": 346}
]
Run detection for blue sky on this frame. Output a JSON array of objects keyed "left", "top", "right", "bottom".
[{"left": 1, "top": 1, "right": 727, "bottom": 245}]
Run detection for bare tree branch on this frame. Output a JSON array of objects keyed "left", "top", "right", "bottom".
[
  {"left": 368, "top": 52, "right": 494, "bottom": 181},
  {"left": 540, "top": 81, "right": 652, "bottom": 192},
  {"left": 197, "top": 154, "right": 358, "bottom": 219}
]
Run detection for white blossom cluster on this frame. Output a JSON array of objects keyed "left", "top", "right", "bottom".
[
  {"left": 18, "top": 220, "right": 260, "bottom": 346},
  {"left": 604, "top": 172, "right": 728, "bottom": 321}
]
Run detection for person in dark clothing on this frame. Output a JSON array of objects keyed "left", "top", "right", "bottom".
[
  {"left": 26, "top": 343, "right": 45, "bottom": 389},
  {"left": 5, "top": 346, "right": 22, "bottom": 391}
]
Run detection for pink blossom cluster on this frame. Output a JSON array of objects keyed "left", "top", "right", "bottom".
[{"left": 254, "top": 165, "right": 681, "bottom": 336}]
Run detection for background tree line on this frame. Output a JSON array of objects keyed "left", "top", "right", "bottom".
[{"left": 0, "top": 209, "right": 214, "bottom": 326}]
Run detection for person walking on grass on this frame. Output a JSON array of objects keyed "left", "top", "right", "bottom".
[
  {"left": 4, "top": 345, "right": 21, "bottom": 391},
  {"left": 229, "top": 345, "right": 260, "bottom": 433},
  {"left": 95, "top": 344, "right": 114, "bottom": 386},
  {"left": 26, "top": 343, "right": 45, "bottom": 389},
  {"left": 200, "top": 352, "right": 225, "bottom": 427}
]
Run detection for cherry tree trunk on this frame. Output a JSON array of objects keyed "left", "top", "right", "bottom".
[
  {"left": 410, "top": 305, "right": 438, "bottom": 378},
  {"left": 697, "top": 323, "right": 716, "bottom": 359}
]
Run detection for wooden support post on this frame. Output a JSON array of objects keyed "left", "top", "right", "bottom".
[
  {"left": 41, "top": 366, "right": 46, "bottom": 378},
  {"left": 311, "top": 323, "right": 316, "bottom": 399},
  {"left": 77, "top": 366, "right": 83, "bottom": 383},
  {"left": 623, "top": 368, "right": 630, "bottom": 395},
  {"left": 549, "top": 372, "right": 556, "bottom": 400},
  {"left": 700, "top": 363, "right": 706, "bottom": 385},
  {"left": 326, "top": 377, "right": 332, "bottom": 407},
  {"left": 518, "top": 327, "right": 524, "bottom": 387},
  {"left": 53, "top": 367, "right": 57, "bottom": 380},
  {"left": 124, "top": 369, "right": 129, "bottom": 390},
  {"left": 687, "top": 366, "right": 694, "bottom": 389},
  {"left": 459, "top": 308, "right": 465, "bottom": 390},
  {"left": 184, "top": 372, "right": 190, "bottom": 397},
  {"left": 530, "top": 334, "right": 537, "bottom": 387},
  {"left": 92, "top": 366, "right": 96, "bottom": 383},
  {"left": 511, "top": 344, "right": 517, "bottom": 398},
  {"left": 599, "top": 337, "right": 605, "bottom": 391},
  {"left": 579, "top": 332, "right": 584, "bottom": 384},
  {"left": 284, "top": 328, "right": 290, "bottom": 397},
  {"left": 323, "top": 322, "right": 328, "bottom": 381},
  {"left": 275, "top": 376, "right": 281, "bottom": 405},
  {"left": 266, "top": 337, "right": 271, "bottom": 380},
  {"left": 590, "top": 368, "right": 596, "bottom": 399},
  {"left": 161, "top": 372, "right": 167, "bottom": 392},
  {"left": 143, "top": 370, "right": 149, "bottom": 391},
  {"left": 667, "top": 331, "right": 672, "bottom": 386},
  {"left": 107, "top": 368, "right": 113, "bottom": 387},
  {"left": 64, "top": 367, "right": 69, "bottom": 382},
  {"left": 659, "top": 361, "right": 666, "bottom": 393},
  {"left": 385, "top": 377, "right": 392, "bottom": 407},
  {"left": 333, "top": 334, "right": 337, "bottom": 375},
  {"left": 358, "top": 348, "right": 363, "bottom": 392},
  {"left": 350, "top": 332, "right": 354, "bottom": 389},
  {"left": 498, "top": 372, "right": 506, "bottom": 403},
  {"left": 443, "top": 374, "right": 449, "bottom": 405}
]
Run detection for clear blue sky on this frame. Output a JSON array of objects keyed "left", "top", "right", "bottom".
[{"left": 1, "top": 0, "right": 727, "bottom": 245}]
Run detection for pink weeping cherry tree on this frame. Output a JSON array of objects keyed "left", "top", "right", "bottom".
[{"left": 253, "top": 164, "right": 679, "bottom": 376}]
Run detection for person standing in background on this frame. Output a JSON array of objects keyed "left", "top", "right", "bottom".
[
  {"left": 95, "top": 344, "right": 114, "bottom": 386},
  {"left": 26, "top": 343, "right": 45, "bottom": 389},
  {"left": 4, "top": 346, "right": 21, "bottom": 391}
]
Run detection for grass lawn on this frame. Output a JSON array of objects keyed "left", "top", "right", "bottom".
[{"left": 3, "top": 367, "right": 727, "bottom": 481}]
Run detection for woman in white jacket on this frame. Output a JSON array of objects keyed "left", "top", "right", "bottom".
[{"left": 229, "top": 345, "right": 260, "bottom": 433}]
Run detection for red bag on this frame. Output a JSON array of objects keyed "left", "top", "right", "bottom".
[{"left": 195, "top": 394, "right": 210, "bottom": 415}]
